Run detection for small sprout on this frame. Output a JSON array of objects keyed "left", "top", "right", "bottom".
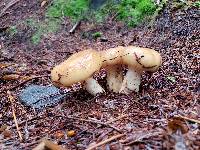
[
  {"left": 193, "top": 1, "right": 200, "bottom": 8},
  {"left": 67, "top": 130, "right": 76, "bottom": 137},
  {"left": 8, "top": 26, "right": 17, "bottom": 36},
  {"left": 31, "top": 33, "right": 42, "bottom": 45},
  {"left": 167, "top": 76, "right": 176, "bottom": 83},
  {"left": 92, "top": 32, "right": 102, "bottom": 39}
]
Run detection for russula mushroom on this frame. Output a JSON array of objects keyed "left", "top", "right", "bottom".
[
  {"left": 100, "top": 46, "right": 125, "bottom": 93},
  {"left": 51, "top": 49, "right": 104, "bottom": 95},
  {"left": 120, "top": 46, "right": 162, "bottom": 94}
]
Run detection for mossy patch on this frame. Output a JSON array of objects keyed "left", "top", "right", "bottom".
[{"left": 28, "top": 0, "right": 159, "bottom": 44}]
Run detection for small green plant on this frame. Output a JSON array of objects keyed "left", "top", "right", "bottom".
[
  {"left": 193, "top": 1, "right": 200, "bottom": 8},
  {"left": 8, "top": 26, "right": 18, "bottom": 36},
  {"left": 92, "top": 32, "right": 102, "bottom": 39}
]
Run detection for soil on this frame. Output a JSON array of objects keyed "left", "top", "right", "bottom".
[{"left": 0, "top": 1, "right": 199, "bottom": 150}]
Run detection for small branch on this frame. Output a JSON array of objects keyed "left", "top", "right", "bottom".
[
  {"left": 120, "top": 131, "right": 161, "bottom": 146},
  {"left": 0, "top": 0, "right": 20, "bottom": 18},
  {"left": 66, "top": 116, "right": 122, "bottom": 133},
  {"left": 176, "top": 115, "right": 200, "bottom": 124},
  {"left": 69, "top": 20, "right": 81, "bottom": 33},
  {"left": 86, "top": 134, "right": 125, "bottom": 150},
  {"left": 7, "top": 91, "right": 23, "bottom": 141},
  {"left": 105, "top": 114, "right": 128, "bottom": 124}
]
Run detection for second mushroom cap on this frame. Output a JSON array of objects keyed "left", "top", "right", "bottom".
[{"left": 51, "top": 49, "right": 102, "bottom": 87}]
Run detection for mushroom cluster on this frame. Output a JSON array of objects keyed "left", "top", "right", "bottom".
[{"left": 51, "top": 46, "right": 162, "bottom": 95}]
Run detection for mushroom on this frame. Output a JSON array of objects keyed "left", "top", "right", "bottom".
[
  {"left": 100, "top": 46, "right": 125, "bottom": 93},
  {"left": 51, "top": 49, "right": 104, "bottom": 96},
  {"left": 120, "top": 46, "right": 162, "bottom": 94}
]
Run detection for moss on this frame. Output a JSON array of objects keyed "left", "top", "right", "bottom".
[
  {"left": 116, "top": 0, "right": 156, "bottom": 26},
  {"left": 28, "top": 0, "right": 158, "bottom": 44},
  {"left": 46, "top": 0, "right": 89, "bottom": 21}
]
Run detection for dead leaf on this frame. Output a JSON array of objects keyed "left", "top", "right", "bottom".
[
  {"left": 168, "top": 117, "right": 189, "bottom": 134},
  {"left": 0, "top": 63, "right": 10, "bottom": 68},
  {"left": 33, "top": 139, "right": 65, "bottom": 150},
  {"left": 67, "top": 130, "right": 76, "bottom": 137},
  {"left": 3, "top": 130, "right": 12, "bottom": 138},
  {"left": 54, "top": 130, "right": 64, "bottom": 139},
  {"left": 2, "top": 74, "right": 20, "bottom": 80}
]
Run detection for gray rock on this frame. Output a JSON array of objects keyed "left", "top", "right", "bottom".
[{"left": 19, "top": 85, "right": 68, "bottom": 108}]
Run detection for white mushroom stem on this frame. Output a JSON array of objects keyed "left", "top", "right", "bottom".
[
  {"left": 106, "top": 65, "right": 123, "bottom": 93},
  {"left": 120, "top": 66, "right": 142, "bottom": 94},
  {"left": 84, "top": 77, "right": 105, "bottom": 95}
]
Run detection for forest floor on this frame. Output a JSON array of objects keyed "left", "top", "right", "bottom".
[{"left": 0, "top": 0, "right": 199, "bottom": 150}]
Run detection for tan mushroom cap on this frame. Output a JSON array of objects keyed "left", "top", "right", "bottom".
[
  {"left": 122, "top": 46, "right": 162, "bottom": 72},
  {"left": 51, "top": 49, "right": 102, "bottom": 87},
  {"left": 100, "top": 46, "right": 125, "bottom": 67}
]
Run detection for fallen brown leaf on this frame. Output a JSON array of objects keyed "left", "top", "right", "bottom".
[
  {"left": 2, "top": 74, "right": 20, "bottom": 80},
  {"left": 33, "top": 139, "right": 66, "bottom": 150},
  {"left": 3, "top": 130, "right": 12, "bottom": 138},
  {"left": 168, "top": 117, "right": 189, "bottom": 134},
  {"left": 54, "top": 130, "right": 64, "bottom": 139},
  {"left": 67, "top": 130, "right": 76, "bottom": 137}
]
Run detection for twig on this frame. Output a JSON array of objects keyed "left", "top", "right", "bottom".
[
  {"left": 69, "top": 20, "right": 81, "bottom": 33},
  {"left": 0, "top": 0, "right": 20, "bottom": 18},
  {"left": 7, "top": 90, "right": 23, "bottom": 141},
  {"left": 105, "top": 114, "right": 128, "bottom": 124},
  {"left": 121, "top": 131, "right": 161, "bottom": 146},
  {"left": 96, "top": 114, "right": 128, "bottom": 130},
  {"left": 0, "top": 75, "right": 50, "bottom": 94},
  {"left": 9, "top": 116, "right": 42, "bottom": 129},
  {"left": 66, "top": 115, "right": 122, "bottom": 133},
  {"left": 176, "top": 115, "right": 200, "bottom": 124},
  {"left": 86, "top": 134, "right": 125, "bottom": 150}
]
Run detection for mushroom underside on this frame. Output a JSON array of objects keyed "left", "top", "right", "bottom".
[
  {"left": 120, "top": 66, "right": 141, "bottom": 94},
  {"left": 105, "top": 65, "right": 123, "bottom": 93}
]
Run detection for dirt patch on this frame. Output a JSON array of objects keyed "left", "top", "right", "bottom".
[{"left": 0, "top": 1, "right": 199, "bottom": 150}]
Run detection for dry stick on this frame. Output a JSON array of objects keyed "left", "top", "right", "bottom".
[
  {"left": 105, "top": 114, "right": 128, "bottom": 124},
  {"left": 7, "top": 90, "right": 23, "bottom": 141},
  {"left": 176, "top": 115, "right": 200, "bottom": 124},
  {"left": 69, "top": 20, "right": 81, "bottom": 33},
  {"left": 9, "top": 116, "right": 42, "bottom": 129},
  {"left": 121, "top": 132, "right": 162, "bottom": 146},
  {"left": 66, "top": 115, "right": 122, "bottom": 133},
  {"left": 1, "top": 75, "right": 50, "bottom": 94},
  {"left": 0, "top": 0, "right": 20, "bottom": 17},
  {"left": 86, "top": 134, "right": 125, "bottom": 150},
  {"left": 95, "top": 114, "right": 128, "bottom": 129}
]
